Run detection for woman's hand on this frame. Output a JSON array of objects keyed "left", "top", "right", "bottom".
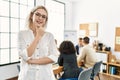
[
  {"left": 27, "top": 58, "right": 33, "bottom": 64},
  {"left": 35, "top": 26, "right": 45, "bottom": 39}
]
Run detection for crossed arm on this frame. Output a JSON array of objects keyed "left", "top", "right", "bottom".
[{"left": 27, "top": 57, "right": 54, "bottom": 65}]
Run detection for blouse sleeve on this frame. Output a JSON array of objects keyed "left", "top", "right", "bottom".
[
  {"left": 47, "top": 33, "right": 59, "bottom": 63},
  {"left": 18, "top": 31, "right": 30, "bottom": 61}
]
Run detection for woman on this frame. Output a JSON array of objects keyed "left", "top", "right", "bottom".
[
  {"left": 58, "top": 41, "right": 82, "bottom": 79},
  {"left": 18, "top": 6, "right": 59, "bottom": 80}
]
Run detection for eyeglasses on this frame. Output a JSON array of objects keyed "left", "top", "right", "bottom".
[{"left": 34, "top": 12, "right": 47, "bottom": 19}]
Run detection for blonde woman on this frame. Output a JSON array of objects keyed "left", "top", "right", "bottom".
[{"left": 18, "top": 6, "right": 59, "bottom": 80}]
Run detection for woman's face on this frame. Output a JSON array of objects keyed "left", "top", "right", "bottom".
[{"left": 32, "top": 9, "right": 47, "bottom": 29}]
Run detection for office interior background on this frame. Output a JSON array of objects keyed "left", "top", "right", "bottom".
[{"left": 0, "top": 0, "right": 120, "bottom": 79}]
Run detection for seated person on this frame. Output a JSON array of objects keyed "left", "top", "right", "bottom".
[
  {"left": 77, "top": 36, "right": 98, "bottom": 69},
  {"left": 58, "top": 40, "right": 83, "bottom": 79},
  {"left": 75, "top": 37, "right": 83, "bottom": 55}
]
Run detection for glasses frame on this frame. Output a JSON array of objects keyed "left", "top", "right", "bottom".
[{"left": 34, "top": 12, "right": 47, "bottom": 19}]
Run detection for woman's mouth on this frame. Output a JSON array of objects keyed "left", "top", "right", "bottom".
[{"left": 36, "top": 21, "right": 42, "bottom": 24}]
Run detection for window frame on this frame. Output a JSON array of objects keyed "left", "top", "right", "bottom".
[
  {"left": 0, "top": 0, "right": 35, "bottom": 66},
  {"left": 45, "top": 0, "right": 65, "bottom": 46}
]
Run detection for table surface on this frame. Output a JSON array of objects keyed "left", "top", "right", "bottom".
[{"left": 52, "top": 64, "right": 63, "bottom": 74}]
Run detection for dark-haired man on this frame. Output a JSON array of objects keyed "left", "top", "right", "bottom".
[{"left": 75, "top": 37, "right": 83, "bottom": 55}]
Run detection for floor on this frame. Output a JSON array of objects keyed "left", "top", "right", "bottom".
[
  {"left": 7, "top": 74, "right": 120, "bottom": 80},
  {"left": 94, "top": 74, "right": 120, "bottom": 80}
]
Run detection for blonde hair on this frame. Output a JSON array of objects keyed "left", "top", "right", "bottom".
[{"left": 26, "top": 6, "right": 48, "bottom": 30}]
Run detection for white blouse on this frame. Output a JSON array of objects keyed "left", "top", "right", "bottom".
[{"left": 18, "top": 30, "right": 59, "bottom": 80}]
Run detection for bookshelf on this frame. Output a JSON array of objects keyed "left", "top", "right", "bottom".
[
  {"left": 97, "top": 51, "right": 120, "bottom": 78},
  {"left": 108, "top": 63, "right": 120, "bottom": 78}
]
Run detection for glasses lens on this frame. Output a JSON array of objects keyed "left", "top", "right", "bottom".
[
  {"left": 35, "top": 13, "right": 46, "bottom": 19},
  {"left": 41, "top": 15, "right": 46, "bottom": 18}
]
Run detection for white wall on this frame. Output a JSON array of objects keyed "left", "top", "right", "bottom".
[
  {"left": 0, "top": 63, "right": 19, "bottom": 80},
  {"left": 61, "top": 0, "right": 73, "bottom": 30},
  {"left": 72, "top": 0, "right": 120, "bottom": 59}
]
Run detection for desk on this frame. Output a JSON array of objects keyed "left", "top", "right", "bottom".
[
  {"left": 53, "top": 64, "right": 63, "bottom": 74},
  {"left": 53, "top": 64, "right": 63, "bottom": 79}
]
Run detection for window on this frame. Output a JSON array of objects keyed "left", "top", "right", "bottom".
[
  {"left": 0, "top": 0, "right": 35, "bottom": 65},
  {"left": 45, "top": 0, "right": 65, "bottom": 46},
  {"left": 0, "top": 0, "right": 65, "bottom": 65}
]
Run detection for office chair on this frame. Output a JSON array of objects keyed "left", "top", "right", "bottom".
[
  {"left": 78, "top": 68, "right": 93, "bottom": 80},
  {"left": 90, "top": 61, "right": 103, "bottom": 80},
  {"left": 59, "top": 78, "right": 78, "bottom": 80},
  {"left": 59, "top": 68, "right": 92, "bottom": 80}
]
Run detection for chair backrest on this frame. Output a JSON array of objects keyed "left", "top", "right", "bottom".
[
  {"left": 90, "top": 61, "right": 103, "bottom": 79},
  {"left": 59, "top": 78, "right": 78, "bottom": 80},
  {"left": 78, "top": 68, "right": 93, "bottom": 80}
]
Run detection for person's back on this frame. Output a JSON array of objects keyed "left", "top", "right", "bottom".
[
  {"left": 77, "top": 37, "right": 98, "bottom": 68},
  {"left": 81, "top": 45, "right": 97, "bottom": 68},
  {"left": 58, "top": 53, "right": 80, "bottom": 78},
  {"left": 58, "top": 41, "right": 81, "bottom": 79}
]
